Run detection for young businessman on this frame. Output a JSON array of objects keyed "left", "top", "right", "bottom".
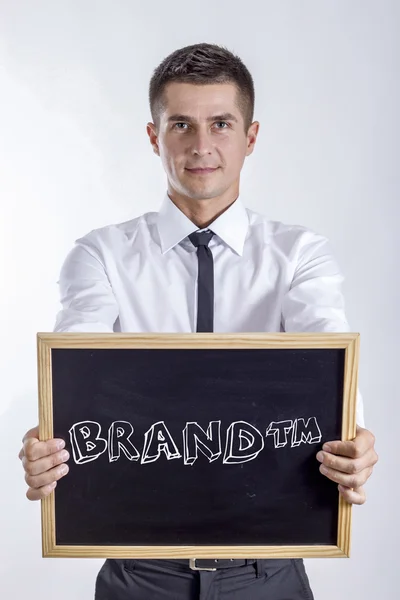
[{"left": 19, "top": 43, "right": 378, "bottom": 599}]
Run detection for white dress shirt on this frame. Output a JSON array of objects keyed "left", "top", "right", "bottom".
[{"left": 54, "top": 191, "right": 364, "bottom": 426}]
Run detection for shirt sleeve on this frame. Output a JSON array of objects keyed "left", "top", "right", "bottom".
[
  {"left": 281, "top": 229, "right": 365, "bottom": 428},
  {"left": 53, "top": 235, "right": 119, "bottom": 334}
]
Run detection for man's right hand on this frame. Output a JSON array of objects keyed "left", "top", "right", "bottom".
[{"left": 19, "top": 426, "right": 70, "bottom": 500}]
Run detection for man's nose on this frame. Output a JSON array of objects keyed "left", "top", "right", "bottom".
[{"left": 190, "top": 130, "right": 213, "bottom": 156}]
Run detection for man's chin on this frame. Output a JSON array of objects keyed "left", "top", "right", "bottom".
[{"left": 180, "top": 188, "right": 223, "bottom": 201}]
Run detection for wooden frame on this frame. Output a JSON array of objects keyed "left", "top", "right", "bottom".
[{"left": 37, "top": 331, "right": 359, "bottom": 559}]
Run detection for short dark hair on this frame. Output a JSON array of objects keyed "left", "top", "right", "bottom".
[{"left": 149, "top": 43, "right": 255, "bottom": 133}]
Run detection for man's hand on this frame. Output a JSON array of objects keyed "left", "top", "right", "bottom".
[
  {"left": 18, "top": 426, "right": 70, "bottom": 501},
  {"left": 316, "top": 425, "right": 378, "bottom": 505}
]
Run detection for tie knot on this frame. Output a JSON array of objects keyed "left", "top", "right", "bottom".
[{"left": 188, "top": 230, "right": 214, "bottom": 248}]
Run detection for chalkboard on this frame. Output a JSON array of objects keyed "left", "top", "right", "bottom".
[{"left": 37, "top": 332, "right": 359, "bottom": 559}]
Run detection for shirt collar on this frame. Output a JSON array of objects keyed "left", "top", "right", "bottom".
[{"left": 157, "top": 191, "right": 249, "bottom": 256}]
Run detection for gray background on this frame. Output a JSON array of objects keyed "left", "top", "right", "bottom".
[{"left": 0, "top": 1, "right": 398, "bottom": 598}]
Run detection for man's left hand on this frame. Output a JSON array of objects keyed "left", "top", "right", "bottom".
[{"left": 316, "top": 426, "right": 378, "bottom": 505}]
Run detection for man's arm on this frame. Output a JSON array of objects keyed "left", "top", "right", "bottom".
[
  {"left": 281, "top": 229, "right": 350, "bottom": 333},
  {"left": 20, "top": 235, "right": 119, "bottom": 500},
  {"left": 53, "top": 236, "right": 119, "bottom": 333},
  {"left": 281, "top": 229, "right": 378, "bottom": 504}
]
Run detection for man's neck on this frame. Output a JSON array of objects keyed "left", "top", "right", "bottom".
[{"left": 167, "top": 189, "right": 239, "bottom": 229}]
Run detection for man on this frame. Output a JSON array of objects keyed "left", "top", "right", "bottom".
[{"left": 19, "top": 43, "right": 378, "bottom": 599}]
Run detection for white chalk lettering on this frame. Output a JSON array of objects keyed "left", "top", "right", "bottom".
[
  {"left": 223, "top": 421, "right": 264, "bottom": 464},
  {"left": 266, "top": 420, "right": 293, "bottom": 448},
  {"left": 69, "top": 421, "right": 107, "bottom": 464},
  {"left": 67, "top": 416, "right": 323, "bottom": 465},
  {"left": 108, "top": 421, "right": 140, "bottom": 462},
  {"left": 183, "top": 421, "right": 221, "bottom": 466},
  {"left": 141, "top": 421, "right": 181, "bottom": 464},
  {"left": 291, "top": 417, "right": 322, "bottom": 447}
]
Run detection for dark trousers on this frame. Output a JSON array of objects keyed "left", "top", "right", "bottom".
[{"left": 94, "top": 558, "right": 314, "bottom": 599}]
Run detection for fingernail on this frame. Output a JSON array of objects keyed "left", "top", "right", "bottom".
[
  {"left": 59, "top": 464, "right": 69, "bottom": 475},
  {"left": 320, "top": 465, "right": 328, "bottom": 474},
  {"left": 323, "top": 444, "right": 331, "bottom": 452},
  {"left": 49, "top": 482, "right": 57, "bottom": 489},
  {"left": 56, "top": 440, "right": 65, "bottom": 450},
  {"left": 316, "top": 452, "right": 324, "bottom": 462},
  {"left": 60, "top": 450, "right": 69, "bottom": 461}
]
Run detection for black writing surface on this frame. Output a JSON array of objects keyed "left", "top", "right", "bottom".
[{"left": 50, "top": 347, "right": 344, "bottom": 548}]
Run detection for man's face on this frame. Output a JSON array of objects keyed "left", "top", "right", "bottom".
[{"left": 147, "top": 82, "right": 258, "bottom": 202}]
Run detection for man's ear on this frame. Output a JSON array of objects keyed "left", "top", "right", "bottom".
[
  {"left": 147, "top": 122, "right": 160, "bottom": 156},
  {"left": 245, "top": 121, "right": 260, "bottom": 157}
]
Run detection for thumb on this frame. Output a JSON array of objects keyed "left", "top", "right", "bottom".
[{"left": 22, "top": 425, "right": 39, "bottom": 444}]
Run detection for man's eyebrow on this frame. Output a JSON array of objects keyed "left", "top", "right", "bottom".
[{"left": 167, "top": 112, "right": 238, "bottom": 123}]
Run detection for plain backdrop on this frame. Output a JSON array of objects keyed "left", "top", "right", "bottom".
[{"left": 1, "top": 1, "right": 398, "bottom": 598}]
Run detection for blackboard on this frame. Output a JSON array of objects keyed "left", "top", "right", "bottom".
[{"left": 37, "top": 332, "right": 359, "bottom": 558}]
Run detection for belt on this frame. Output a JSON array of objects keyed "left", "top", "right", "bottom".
[{"left": 186, "top": 558, "right": 257, "bottom": 571}]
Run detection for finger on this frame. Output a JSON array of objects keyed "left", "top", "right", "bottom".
[
  {"left": 319, "top": 464, "right": 373, "bottom": 489},
  {"left": 316, "top": 447, "right": 377, "bottom": 475},
  {"left": 22, "top": 426, "right": 39, "bottom": 444},
  {"left": 22, "top": 449, "right": 70, "bottom": 476},
  {"left": 19, "top": 426, "right": 41, "bottom": 460},
  {"left": 23, "top": 437, "right": 65, "bottom": 462},
  {"left": 323, "top": 427, "right": 375, "bottom": 459},
  {"left": 26, "top": 481, "right": 57, "bottom": 501},
  {"left": 338, "top": 485, "right": 366, "bottom": 505},
  {"left": 24, "top": 461, "right": 69, "bottom": 490}
]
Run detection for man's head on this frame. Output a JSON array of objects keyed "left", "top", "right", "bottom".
[{"left": 147, "top": 43, "right": 259, "bottom": 209}]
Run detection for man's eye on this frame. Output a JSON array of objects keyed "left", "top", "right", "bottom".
[{"left": 173, "top": 122, "right": 229, "bottom": 130}]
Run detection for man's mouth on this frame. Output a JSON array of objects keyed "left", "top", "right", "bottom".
[{"left": 186, "top": 167, "right": 219, "bottom": 174}]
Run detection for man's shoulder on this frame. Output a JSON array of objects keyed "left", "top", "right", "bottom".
[
  {"left": 74, "top": 210, "right": 157, "bottom": 249},
  {"left": 245, "top": 206, "right": 329, "bottom": 248}
]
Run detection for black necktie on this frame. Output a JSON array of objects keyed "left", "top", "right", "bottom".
[{"left": 188, "top": 230, "right": 215, "bottom": 332}]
